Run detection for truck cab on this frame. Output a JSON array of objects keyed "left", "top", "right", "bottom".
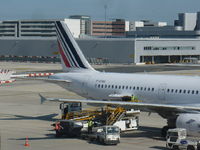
[{"left": 96, "top": 125, "right": 120, "bottom": 145}]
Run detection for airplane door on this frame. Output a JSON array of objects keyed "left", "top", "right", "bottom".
[
  {"left": 81, "top": 75, "right": 89, "bottom": 96},
  {"left": 158, "top": 83, "right": 167, "bottom": 100}
]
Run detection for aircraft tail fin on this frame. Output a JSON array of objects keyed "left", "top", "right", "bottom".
[{"left": 55, "top": 21, "right": 95, "bottom": 72}]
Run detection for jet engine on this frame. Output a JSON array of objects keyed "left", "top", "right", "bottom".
[{"left": 176, "top": 113, "right": 200, "bottom": 137}]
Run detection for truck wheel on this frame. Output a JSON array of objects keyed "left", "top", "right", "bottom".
[
  {"left": 99, "top": 138, "right": 103, "bottom": 144},
  {"left": 55, "top": 131, "right": 62, "bottom": 138},
  {"left": 197, "top": 143, "right": 200, "bottom": 150},
  {"left": 187, "top": 145, "right": 195, "bottom": 150},
  {"left": 97, "top": 136, "right": 100, "bottom": 142},
  {"left": 102, "top": 139, "right": 105, "bottom": 145},
  {"left": 172, "top": 145, "right": 179, "bottom": 150}
]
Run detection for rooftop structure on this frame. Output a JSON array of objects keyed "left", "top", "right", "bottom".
[
  {"left": 69, "top": 15, "right": 91, "bottom": 36},
  {"left": 19, "top": 20, "right": 56, "bottom": 37},
  {"left": 0, "top": 20, "right": 57, "bottom": 38},
  {"left": 91, "top": 19, "right": 125, "bottom": 37},
  {"left": 175, "top": 13, "right": 197, "bottom": 31},
  {"left": 0, "top": 21, "right": 19, "bottom": 37},
  {"left": 0, "top": 19, "right": 89, "bottom": 38},
  {"left": 64, "top": 19, "right": 81, "bottom": 38},
  {"left": 195, "top": 12, "right": 200, "bottom": 30},
  {"left": 126, "top": 12, "right": 200, "bottom": 39}
]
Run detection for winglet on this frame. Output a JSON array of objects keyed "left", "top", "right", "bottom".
[{"left": 39, "top": 94, "right": 47, "bottom": 104}]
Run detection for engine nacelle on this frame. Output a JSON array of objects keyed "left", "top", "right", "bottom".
[{"left": 176, "top": 113, "right": 200, "bottom": 137}]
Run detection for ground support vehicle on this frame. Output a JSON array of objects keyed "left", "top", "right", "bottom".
[
  {"left": 113, "top": 109, "right": 140, "bottom": 131},
  {"left": 53, "top": 120, "right": 83, "bottom": 137},
  {"left": 53, "top": 102, "right": 140, "bottom": 145},
  {"left": 82, "top": 125, "right": 120, "bottom": 145},
  {"left": 166, "top": 128, "right": 200, "bottom": 150},
  {"left": 59, "top": 103, "right": 140, "bottom": 131}
]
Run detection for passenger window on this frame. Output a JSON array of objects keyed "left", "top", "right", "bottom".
[
  {"left": 137, "top": 87, "right": 139, "bottom": 90},
  {"left": 196, "top": 91, "right": 199, "bottom": 94},
  {"left": 144, "top": 87, "right": 146, "bottom": 91},
  {"left": 183, "top": 90, "right": 186, "bottom": 93},
  {"left": 119, "top": 86, "right": 121, "bottom": 89},
  {"left": 112, "top": 85, "right": 114, "bottom": 89},
  {"left": 171, "top": 89, "right": 174, "bottom": 93},
  {"left": 179, "top": 89, "right": 182, "bottom": 93},
  {"left": 188, "top": 90, "right": 190, "bottom": 94},
  {"left": 152, "top": 88, "right": 154, "bottom": 91},
  {"left": 175, "top": 89, "right": 178, "bottom": 93},
  {"left": 108, "top": 85, "right": 110, "bottom": 88},
  {"left": 148, "top": 88, "right": 150, "bottom": 91},
  {"left": 122, "top": 86, "right": 124, "bottom": 89},
  {"left": 105, "top": 85, "right": 107, "bottom": 88},
  {"left": 192, "top": 90, "right": 194, "bottom": 94},
  {"left": 126, "top": 86, "right": 128, "bottom": 89},
  {"left": 167, "top": 89, "right": 170, "bottom": 92},
  {"left": 98, "top": 84, "right": 100, "bottom": 88},
  {"left": 115, "top": 85, "right": 118, "bottom": 89},
  {"left": 129, "top": 86, "right": 132, "bottom": 90},
  {"left": 141, "top": 87, "right": 143, "bottom": 90},
  {"left": 133, "top": 86, "right": 135, "bottom": 90},
  {"left": 101, "top": 84, "right": 104, "bottom": 88}
]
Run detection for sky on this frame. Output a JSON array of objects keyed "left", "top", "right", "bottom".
[{"left": 0, "top": 0, "right": 200, "bottom": 24}]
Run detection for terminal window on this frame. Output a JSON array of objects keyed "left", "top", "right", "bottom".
[{"left": 144, "top": 46, "right": 195, "bottom": 51}]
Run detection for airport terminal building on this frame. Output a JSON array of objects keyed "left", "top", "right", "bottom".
[
  {"left": 0, "top": 12, "right": 200, "bottom": 64},
  {"left": 0, "top": 37, "right": 200, "bottom": 64},
  {"left": 77, "top": 38, "right": 200, "bottom": 64}
]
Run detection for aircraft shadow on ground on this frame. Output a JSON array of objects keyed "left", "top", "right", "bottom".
[
  {"left": 9, "top": 134, "right": 83, "bottom": 141},
  {"left": 150, "top": 146, "right": 168, "bottom": 150},
  {"left": 0, "top": 113, "right": 58, "bottom": 121},
  {"left": 8, "top": 126, "right": 167, "bottom": 148},
  {"left": 9, "top": 135, "right": 117, "bottom": 146}
]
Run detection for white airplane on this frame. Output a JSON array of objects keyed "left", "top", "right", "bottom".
[
  {"left": 40, "top": 21, "right": 200, "bottom": 137},
  {"left": 0, "top": 69, "right": 16, "bottom": 84}
]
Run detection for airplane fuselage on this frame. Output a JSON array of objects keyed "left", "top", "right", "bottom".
[{"left": 51, "top": 71, "right": 200, "bottom": 105}]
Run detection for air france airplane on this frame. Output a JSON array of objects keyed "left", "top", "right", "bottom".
[{"left": 41, "top": 21, "right": 200, "bottom": 137}]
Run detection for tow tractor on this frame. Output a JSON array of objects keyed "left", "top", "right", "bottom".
[{"left": 166, "top": 128, "right": 200, "bottom": 150}]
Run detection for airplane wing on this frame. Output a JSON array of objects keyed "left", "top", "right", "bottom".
[
  {"left": 11, "top": 72, "right": 54, "bottom": 78},
  {"left": 39, "top": 95, "right": 200, "bottom": 114},
  {"left": 12, "top": 73, "right": 71, "bottom": 84},
  {"left": 0, "top": 70, "right": 62, "bottom": 84},
  {"left": 0, "top": 69, "right": 16, "bottom": 84},
  {"left": 16, "top": 76, "right": 71, "bottom": 84}
]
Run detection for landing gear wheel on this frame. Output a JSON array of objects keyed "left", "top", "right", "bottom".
[{"left": 161, "top": 126, "right": 169, "bottom": 137}]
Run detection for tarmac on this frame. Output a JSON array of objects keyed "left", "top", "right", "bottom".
[{"left": 0, "top": 62, "right": 200, "bottom": 150}]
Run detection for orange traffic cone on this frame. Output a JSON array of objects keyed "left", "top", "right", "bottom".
[{"left": 24, "top": 136, "right": 30, "bottom": 147}]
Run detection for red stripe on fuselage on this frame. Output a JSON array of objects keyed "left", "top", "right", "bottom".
[{"left": 57, "top": 41, "right": 71, "bottom": 67}]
